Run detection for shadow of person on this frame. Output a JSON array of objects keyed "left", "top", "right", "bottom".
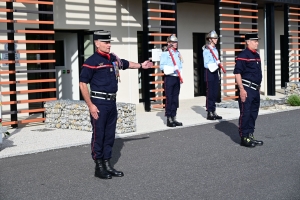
[
  {"left": 110, "top": 136, "right": 149, "bottom": 166},
  {"left": 0, "top": 138, "right": 15, "bottom": 151},
  {"left": 0, "top": 127, "right": 22, "bottom": 151},
  {"left": 191, "top": 105, "right": 207, "bottom": 118},
  {"left": 214, "top": 121, "right": 240, "bottom": 144},
  {"left": 156, "top": 111, "right": 166, "bottom": 125}
]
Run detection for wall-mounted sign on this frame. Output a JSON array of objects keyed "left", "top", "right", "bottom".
[
  {"left": 151, "top": 48, "right": 162, "bottom": 62},
  {"left": 1, "top": 43, "right": 20, "bottom": 67}
]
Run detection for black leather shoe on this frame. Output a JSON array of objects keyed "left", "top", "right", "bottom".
[
  {"left": 213, "top": 111, "right": 222, "bottom": 119},
  {"left": 103, "top": 159, "right": 124, "bottom": 177},
  {"left": 172, "top": 117, "right": 183, "bottom": 126},
  {"left": 249, "top": 133, "right": 263, "bottom": 146},
  {"left": 167, "top": 117, "right": 176, "bottom": 127},
  {"left": 240, "top": 137, "right": 256, "bottom": 148},
  {"left": 207, "top": 112, "right": 216, "bottom": 120},
  {"left": 94, "top": 160, "right": 112, "bottom": 179}
]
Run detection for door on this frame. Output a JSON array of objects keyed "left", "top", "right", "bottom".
[
  {"left": 280, "top": 35, "right": 289, "bottom": 88},
  {"left": 193, "top": 33, "right": 206, "bottom": 96},
  {"left": 54, "top": 32, "right": 79, "bottom": 100}
]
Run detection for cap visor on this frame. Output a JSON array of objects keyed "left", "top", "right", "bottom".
[{"left": 97, "top": 39, "right": 114, "bottom": 41}]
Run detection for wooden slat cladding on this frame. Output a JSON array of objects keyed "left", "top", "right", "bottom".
[
  {"left": 4, "top": 0, "right": 54, "bottom": 5},
  {"left": 0, "top": 59, "right": 55, "bottom": 64},
  {"left": 0, "top": 40, "right": 55, "bottom": 43},
  {"left": 218, "top": 0, "right": 258, "bottom": 101},
  {"left": 143, "top": 0, "right": 178, "bottom": 111},
  {"left": 1, "top": 88, "right": 56, "bottom": 95},
  {"left": 288, "top": 5, "right": 300, "bottom": 82},
  {"left": 2, "top": 118, "right": 45, "bottom": 126},
  {"left": 0, "top": 0, "right": 56, "bottom": 127}
]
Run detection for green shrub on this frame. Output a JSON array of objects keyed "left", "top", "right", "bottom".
[{"left": 287, "top": 94, "right": 300, "bottom": 106}]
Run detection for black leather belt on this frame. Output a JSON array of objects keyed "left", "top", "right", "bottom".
[
  {"left": 242, "top": 79, "right": 260, "bottom": 90},
  {"left": 91, "top": 91, "right": 116, "bottom": 101}
]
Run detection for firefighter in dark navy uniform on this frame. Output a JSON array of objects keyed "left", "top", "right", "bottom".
[
  {"left": 234, "top": 33, "right": 264, "bottom": 148},
  {"left": 203, "top": 30, "right": 223, "bottom": 120},
  {"left": 79, "top": 31, "right": 152, "bottom": 179},
  {"left": 160, "top": 34, "right": 183, "bottom": 127}
]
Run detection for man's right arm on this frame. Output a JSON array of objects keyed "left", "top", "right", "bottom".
[
  {"left": 235, "top": 74, "right": 244, "bottom": 91},
  {"left": 79, "top": 82, "right": 99, "bottom": 120},
  {"left": 79, "top": 82, "right": 93, "bottom": 107},
  {"left": 235, "top": 74, "right": 247, "bottom": 102}
]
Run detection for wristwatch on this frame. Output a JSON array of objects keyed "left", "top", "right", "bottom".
[{"left": 139, "top": 63, "right": 142, "bottom": 68}]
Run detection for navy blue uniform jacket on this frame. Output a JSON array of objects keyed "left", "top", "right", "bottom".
[
  {"left": 233, "top": 48, "right": 262, "bottom": 85},
  {"left": 79, "top": 51, "right": 129, "bottom": 103}
]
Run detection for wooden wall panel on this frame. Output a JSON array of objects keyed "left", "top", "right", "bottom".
[{"left": 0, "top": 0, "right": 56, "bottom": 127}]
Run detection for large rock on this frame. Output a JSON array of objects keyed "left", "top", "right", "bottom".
[{"left": 44, "top": 100, "right": 136, "bottom": 134}]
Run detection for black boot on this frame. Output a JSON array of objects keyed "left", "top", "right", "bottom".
[
  {"left": 249, "top": 133, "right": 263, "bottom": 146},
  {"left": 103, "top": 159, "right": 124, "bottom": 177},
  {"left": 94, "top": 159, "right": 112, "bottom": 179},
  {"left": 240, "top": 137, "right": 256, "bottom": 148},
  {"left": 207, "top": 111, "right": 216, "bottom": 120},
  {"left": 167, "top": 117, "right": 176, "bottom": 127},
  {"left": 213, "top": 111, "right": 222, "bottom": 119},
  {"left": 172, "top": 117, "right": 183, "bottom": 126}
]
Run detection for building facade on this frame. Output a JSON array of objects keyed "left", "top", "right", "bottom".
[{"left": 0, "top": 0, "right": 300, "bottom": 126}]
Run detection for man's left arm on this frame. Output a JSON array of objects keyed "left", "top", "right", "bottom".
[
  {"left": 112, "top": 55, "right": 152, "bottom": 70},
  {"left": 127, "top": 60, "right": 153, "bottom": 69}
]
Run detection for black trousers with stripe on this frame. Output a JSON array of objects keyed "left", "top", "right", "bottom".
[
  {"left": 164, "top": 75, "right": 180, "bottom": 117},
  {"left": 238, "top": 87, "right": 260, "bottom": 137},
  {"left": 90, "top": 99, "right": 117, "bottom": 160},
  {"left": 205, "top": 69, "right": 220, "bottom": 112}
]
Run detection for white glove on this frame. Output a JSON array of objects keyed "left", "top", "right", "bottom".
[
  {"left": 174, "top": 65, "right": 179, "bottom": 70},
  {"left": 216, "top": 60, "right": 220, "bottom": 65}
]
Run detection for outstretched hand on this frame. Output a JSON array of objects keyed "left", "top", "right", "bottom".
[{"left": 141, "top": 60, "right": 153, "bottom": 69}]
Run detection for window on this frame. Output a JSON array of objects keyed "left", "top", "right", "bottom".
[{"left": 55, "top": 40, "right": 65, "bottom": 66}]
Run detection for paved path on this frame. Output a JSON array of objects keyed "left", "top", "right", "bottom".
[{"left": 1, "top": 110, "right": 299, "bottom": 200}]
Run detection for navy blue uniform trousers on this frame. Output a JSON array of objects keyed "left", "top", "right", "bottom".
[
  {"left": 205, "top": 69, "right": 219, "bottom": 112},
  {"left": 90, "top": 100, "right": 117, "bottom": 160},
  {"left": 238, "top": 87, "right": 260, "bottom": 137},
  {"left": 164, "top": 75, "right": 180, "bottom": 117}
]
